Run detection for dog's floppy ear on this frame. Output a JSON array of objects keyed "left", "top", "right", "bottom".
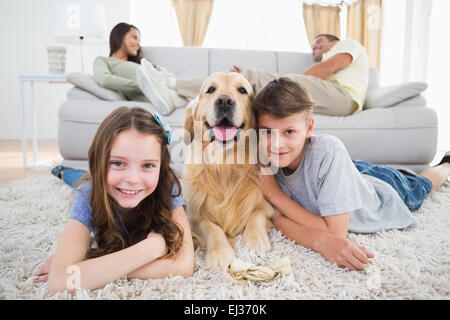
[{"left": 184, "top": 96, "right": 198, "bottom": 144}]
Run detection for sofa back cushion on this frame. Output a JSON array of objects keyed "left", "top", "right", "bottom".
[
  {"left": 67, "top": 86, "right": 101, "bottom": 101},
  {"left": 209, "top": 48, "right": 278, "bottom": 73},
  {"left": 277, "top": 51, "right": 316, "bottom": 74},
  {"left": 141, "top": 46, "right": 315, "bottom": 76},
  {"left": 141, "top": 46, "right": 209, "bottom": 80},
  {"left": 142, "top": 46, "right": 379, "bottom": 92}
]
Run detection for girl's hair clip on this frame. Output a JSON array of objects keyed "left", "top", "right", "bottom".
[{"left": 152, "top": 112, "right": 172, "bottom": 145}]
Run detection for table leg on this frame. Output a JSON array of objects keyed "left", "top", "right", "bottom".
[
  {"left": 31, "top": 81, "right": 38, "bottom": 164},
  {"left": 19, "top": 79, "right": 28, "bottom": 167}
]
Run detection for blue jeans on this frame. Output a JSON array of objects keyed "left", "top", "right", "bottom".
[
  {"left": 353, "top": 160, "right": 432, "bottom": 212},
  {"left": 61, "top": 168, "right": 85, "bottom": 188}
]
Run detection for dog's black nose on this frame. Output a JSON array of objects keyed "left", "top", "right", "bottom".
[{"left": 215, "top": 95, "right": 235, "bottom": 108}]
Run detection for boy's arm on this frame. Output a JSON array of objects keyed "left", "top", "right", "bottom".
[
  {"left": 127, "top": 206, "right": 195, "bottom": 279},
  {"left": 323, "top": 214, "right": 350, "bottom": 239},
  {"left": 250, "top": 172, "right": 349, "bottom": 237},
  {"left": 269, "top": 188, "right": 350, "bottom": 236},
  {"left": 272, "top": 210, "right": 372, "bottom": 271}
]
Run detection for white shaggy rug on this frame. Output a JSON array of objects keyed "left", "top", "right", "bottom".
[{"left": 0, "top": 175, "right": 449, "bottom": 300}]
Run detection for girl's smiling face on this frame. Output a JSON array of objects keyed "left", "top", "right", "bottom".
[{"left": 107, "top": 128, "right": 161, "bottom": 209}]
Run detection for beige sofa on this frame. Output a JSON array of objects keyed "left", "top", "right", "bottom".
[{"left": 59, "top": 46, "right": 437, "bottom": 175}]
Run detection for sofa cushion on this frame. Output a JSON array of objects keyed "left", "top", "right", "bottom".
[
  {"left": 142, "top": 46, "right": 209, "bottom": 80},
  {"left": 367, "top": 67, "right": 380, "bottom": 90},
  {"left": 364, "top": 82, "right": 428, "bottom": 109},
  {"left": 209, "top": 48, "right": 278, "bottom": 74},
  {"left": 276, "top": 51, "right": 315, "bottom": 74},
  {"left": 59, "top": 100, "right": 185, "bottom": 129},
  {"left": 67, "top": 73, "right": 126, "bottom": 101},
  {"left": 58, "top": 100, "right": 186, "bottom": 160},
  {"left": 67, "top": 87, "right": 101, "bottom": 101},
  {"left": 391, "top": 94, "right": 427, "bottom": 108}
]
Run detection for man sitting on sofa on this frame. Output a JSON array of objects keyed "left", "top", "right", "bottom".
[{"left": 137, "top": 34, "right": 369, "bottom": 117}]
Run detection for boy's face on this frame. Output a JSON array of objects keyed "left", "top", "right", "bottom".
[{"left": 258, "top": 112, "right": 314, "bottom": 172}]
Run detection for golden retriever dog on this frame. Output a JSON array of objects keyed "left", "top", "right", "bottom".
[{"left": 182, "top": 72, "right": 274, "bottom": 271}]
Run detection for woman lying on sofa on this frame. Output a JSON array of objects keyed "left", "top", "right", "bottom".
[{"left": 92, "top": 22, "right": 186, "bottom": 115}]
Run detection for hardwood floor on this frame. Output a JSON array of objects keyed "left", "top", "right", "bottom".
[{"left": 0, "top": 140, "right": 62, "bottom": 184}]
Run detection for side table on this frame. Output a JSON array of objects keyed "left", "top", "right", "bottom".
[{"left": 19, "top": 74, "right": 68, "bottom": 168}]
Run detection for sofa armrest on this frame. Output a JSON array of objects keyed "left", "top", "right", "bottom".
[
  {"left": 363, "top": 82, "right": 428, "bottom": 110},
  {"left": 67, "top": 86, "right": 102, "bottom": 101},
  {"left": 391, "top": 94, "right": 427, "bottom": 108}
]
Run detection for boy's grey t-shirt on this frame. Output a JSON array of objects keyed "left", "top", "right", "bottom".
[
  {"left": 68, "top": 181, "right": 185, "bottom": 236},
  {"left": 275, "top": 135, "right": 416, "bottom": 233}
]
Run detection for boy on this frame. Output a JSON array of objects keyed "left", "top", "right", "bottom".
[{"left": 249, "top": 77, "right": 450, "bottom": 271}]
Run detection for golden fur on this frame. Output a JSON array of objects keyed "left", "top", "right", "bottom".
[{"left": 183, "top": 72, "right": 274, "bottom": 271}]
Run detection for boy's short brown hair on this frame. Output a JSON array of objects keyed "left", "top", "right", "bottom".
[{"left": 251, "top": 77, "right": 315, "bottom": 120}]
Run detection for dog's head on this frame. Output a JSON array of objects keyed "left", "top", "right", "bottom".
[{"left": 184, "top": 72, "right": 255, "bottom": 145}]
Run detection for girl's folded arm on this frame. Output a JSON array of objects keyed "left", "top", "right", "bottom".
[
  {"left": 48, "top": 219, "right": 165, "bottom": 295},
  {"left": 47, "top": 219, "right": 90, "bottom": 295},
  {"left": 127, "top": 206, "right": 195, "bottom": 279}
]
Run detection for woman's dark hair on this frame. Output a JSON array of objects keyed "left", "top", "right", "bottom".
[{"left": 109, "top": 22, "right": 142, "bottom": 64}]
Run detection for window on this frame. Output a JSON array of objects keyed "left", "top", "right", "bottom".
[
  {"left": 427, "top": 0, "right": 450, "bottom": 152},
  {"left": 203, "top": 0, "right": 310, "bottom": 52},
  {"left": 130, "top": 0, "right": 183, "bottom": 47},
  {"left": 130, "top": 0, "right": 311, "bottom": 52},
  {"left": 380, "top": 0, "right": 450, "bottom": 152}
]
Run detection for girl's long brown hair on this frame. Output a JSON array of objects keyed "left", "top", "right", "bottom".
[
  {"left": 109, "top": 22, "right": 142, "bottom": 64},
  {"left": 84, "top": 106, "right": 183, "bottom": 259}
]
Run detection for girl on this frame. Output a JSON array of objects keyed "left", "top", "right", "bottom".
[{"left": 34, "top": 106, "right": 194, "bottom": 295}]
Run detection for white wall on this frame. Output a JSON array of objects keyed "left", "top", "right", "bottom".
[{"left": 0, "top": 0, "right": 129, "bottom": 140}]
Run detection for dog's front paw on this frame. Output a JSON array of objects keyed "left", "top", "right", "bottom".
[
  {"left": 242, "top": 227, "right": 271, "bottom": 253},
  {"left": 205, "top": 245, "right": 235, "bottom": 271}
]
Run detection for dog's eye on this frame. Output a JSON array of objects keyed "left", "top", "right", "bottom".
[
  {"left": 238, "top": 87, "right": 247, "bottom": 94},
  {"left": 206, "top": 86, "right": 216, "bottom": 94}
]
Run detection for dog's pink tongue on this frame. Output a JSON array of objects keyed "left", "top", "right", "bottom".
[{"left": 213, "top": 126, "right": 237, "bottom": 141}]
